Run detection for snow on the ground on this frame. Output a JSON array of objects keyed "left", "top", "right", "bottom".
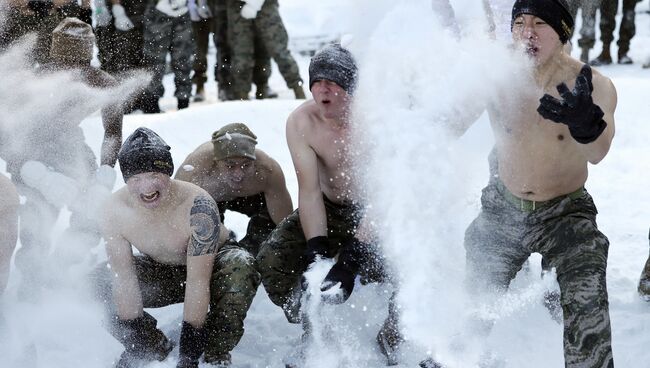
[{"left": 1, "top": 0, "right": 650, "bottom": 367}]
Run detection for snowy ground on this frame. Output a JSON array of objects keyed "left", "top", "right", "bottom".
[{"left": 1, "top": 1, "right": 650, "bottom": 367}]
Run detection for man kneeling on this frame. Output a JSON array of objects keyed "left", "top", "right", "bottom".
[{"left": 94, "top": 127, "right": 229, "bottom": 368}]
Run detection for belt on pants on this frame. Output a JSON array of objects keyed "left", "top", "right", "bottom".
[{"left": 498, "top": 182, "right": 585, "bottom": 211}]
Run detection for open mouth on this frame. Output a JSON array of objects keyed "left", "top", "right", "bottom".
[
  {"left": 526, "top": 45, "right": 539, "bottom": 56},
  {"left": 140, "top": 191, "right": 160, "bottom": 203},
  {"left": 321, "top": 98, "right": 331, "bottom": 105}
]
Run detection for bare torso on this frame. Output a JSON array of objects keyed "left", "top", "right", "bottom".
[
  {"left": 175, "top": 143, "right": 273, "bottom": 202},
  {"left": 488, "top": 56, "right": 614, "bottom": 201},
  {"left": 106, "top": 180, "right": 228, "bottom": 265},
  {"left": 291, "top": 101, "right": 356, "bottom": 204}
]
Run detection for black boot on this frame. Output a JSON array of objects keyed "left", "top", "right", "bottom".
[
  {"left": 590, "top": 46, "right": 612, "bottom": 66},
  {"left": 141, "top": 94, "right": 161, "bottom": 114},
  {"left": 177, "top": 98, "right": 189, "bottom": 110}
]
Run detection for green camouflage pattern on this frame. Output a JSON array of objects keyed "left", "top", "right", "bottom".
[
  {"left": 142, "top": 7, "right": 194, "bottom": 100},
  {"left": 225, "top": 0, "right": 302, "bottom": 97},
  {"left": 599, "top": 0, "right": 637, "bottom": 53},
  {"left": 464, "top": 180, "right": 613, "bottom": 368},
  {"left": 93, "top": 239, "right": 260, "bottom": 359}
]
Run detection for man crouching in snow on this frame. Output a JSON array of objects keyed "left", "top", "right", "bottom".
[
  {"left": 256, "top": 44, "right": 398, "bottom": 365},
  {"left": 92, "top": 127, "right": 230, "bottom": 368}
]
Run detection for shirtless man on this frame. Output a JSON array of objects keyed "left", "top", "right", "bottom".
[
  {"left": 93, "top": 127, "right": 229, "bottom": 368},
  {"left": 174, "top": 122, "right": 292, "bottom": 365},
  {"left": 256, "top": 44, "right": 394, "bottom": 364},
  {"left": 445, "top": 0, "right": 616, "bottom": 366}
]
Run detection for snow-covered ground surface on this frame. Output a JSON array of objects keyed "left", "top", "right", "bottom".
[{"left": 1, "top": 0, "right": 650, "bottom": 367}]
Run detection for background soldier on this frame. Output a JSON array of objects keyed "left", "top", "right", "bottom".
[{"left": 590, "top": 0, "right": 640, "bottom": 65}]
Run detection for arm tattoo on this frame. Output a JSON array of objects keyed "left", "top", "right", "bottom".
[{"left": 188, "top": 195, "right": 221, "bottom": 256}]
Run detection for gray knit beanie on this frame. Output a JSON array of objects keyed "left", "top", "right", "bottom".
[{"left": 309, "top": 43, "right": 358, "bottom": 95}]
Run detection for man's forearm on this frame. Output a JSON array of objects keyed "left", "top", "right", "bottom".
[
  {"left": 183, "top": 282, "right": 210, "bottom": 327},
  {"left": 298, "top": 191, "right": 327, "bottom": 239}
]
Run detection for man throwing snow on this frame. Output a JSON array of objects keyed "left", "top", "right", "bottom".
[
  {"left": 93, "top": 127, "right": 230, "bottom": 368},
  {"left": 437, "top": 1, "right": 616, "bottom": 367},
  {"left": 174, "top": 122, "right": 293, "bottom": 365},
  {"left": 256, "top": 44, "right": 395, "bottom": 364}
]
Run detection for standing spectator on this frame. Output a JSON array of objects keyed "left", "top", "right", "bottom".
[
  {"left": 566, "top": 0, "right": 599, "bottom": 63},
  {"left": 226, "top": 0, "right": 305, "bottom": 100},
  {"left": 141, "top": 0, "right": 194, "bottom": 113},
  {"left": 591, "top": 0, "right": 639, "bottom": 65},
  {"left": 94, "top": 0, "right": 148, "bottom": 113}
]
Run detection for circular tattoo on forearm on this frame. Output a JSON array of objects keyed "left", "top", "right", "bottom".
[{"left": 189, "top": 195, "right": 221, "bottom": 256}]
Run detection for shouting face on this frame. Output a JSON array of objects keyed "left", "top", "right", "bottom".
[
  {"left": 512, "top": 14, "right": 562, "bottom": 65},
  {"left": 217, "top": 157, "right": 255, "bottom": 191},
  {"left": 126, "top": 172, "right": 172, "bottom": 209},
  {"left": 311, "top": 79, "right": 351, "bottom": 120}
]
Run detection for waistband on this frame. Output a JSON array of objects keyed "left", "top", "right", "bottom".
[{"left": 496, "top": 181, "right": 585, "bottom": 212}]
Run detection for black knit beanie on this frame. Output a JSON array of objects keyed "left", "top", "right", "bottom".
[
  {"left": 309, "top": 43, "right": 358, "bottom": 95},
  {"left": 118, "top": 127, "right": 174, "bottom": 182},
  {"left": 511, "top": 0, "right": 574, "bottom": 44}
]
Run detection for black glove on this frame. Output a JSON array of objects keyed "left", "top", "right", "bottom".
[
  {"left": 78, "top": 7, "right": 93, "bottom": 25},
  {"left": 113, "top": 313, "right": 174, "bottom": 362},
  {"left": 27, "top": 0, "right": 53, "bottom": 17},
  {"left": 320, "top": 239, "right": 363, "bottom": 304},
  {"left": 304, "top": 236, "right": 329, "bottom": 265},
  {"left": 177, "top": 321, "right": 206, "bottom": 368},
  {"left": 537, "top": 64, "right": 607, "bottom": 144}
]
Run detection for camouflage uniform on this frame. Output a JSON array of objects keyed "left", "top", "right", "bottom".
[
  {"left": 92, "top": 238, "right": 261, "bottom": 363},
  {"left": 598, "top": 0, "right": 637, "bottom": 57},
  {"left": 225, "top": 0, "right": 302, "bottom": 98},
  {"left": 464, "top": 179, "right": 613, "bottom": 367},
  {"left": 0, "top": 7, "right": 64, "bottom": 65},
  {"left": 192, "top": 0, "right": 272, "bottom": 98},
  {"left": 566, "top": 0, "right": 598, "bottom": 50},
  {"left": 142, "top": 4, "right": 194, "bottom": 101},
  {"left": 256, "top": 196, "right": 388, "bottom": 320},
  {"left": 217, "top": 193, "right": 275, "bottom": 257},
  {"left": 96, "top": 0, "right": 147, "bottom": 75}
]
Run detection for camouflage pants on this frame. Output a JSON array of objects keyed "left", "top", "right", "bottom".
[
  {"left": 226, "top": 0, "right": 302, "bottom": 97},
  {"left": 93, "top": 240, "right": 260, "bottom": 358},
  {"left": 600, "top": 0, "right": 637, "bottom": 53},
  {"left": 238, "top": 211, "right": 276, "bottom": 258},
  {"left": 465, "top": 180, "right": 613, "bottom": 368},
  {"left": 143, "top": 8, "right": 194, "bottom": 100},
  {"left": 0, "top": 8, "right": 64, "bottom": 65},
  {"left": 567, "top": 0, "right": 598, "bottom": 49},
  {"left": 257, "top": 198, "right": 388, "bottom": 319}
]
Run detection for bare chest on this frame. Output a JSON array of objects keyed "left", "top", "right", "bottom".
[{"left": 122, "top": 210, "right": 191, "bottom": 264}]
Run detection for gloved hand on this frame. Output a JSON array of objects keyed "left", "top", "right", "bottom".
[
  {"left": 304, "top": 236, "right": 329, "bottom": 265},
  {"left": 114, "top": 313, "right": 174, "bottom": 363},
  {"left": 112, "top": 4, "right": 134, "bottom": 31},
  {"left": 177, "top": 321, "right": 206, "bottom": 368},
  {"left": 240, "top": 0, "right": 264, "bottom": 19},
  {"left": 94, "top": 0, "right": 112, "bottom": 27},
  {"left": 319, "top": 238, "right": 363, "bottom": 304},
  {"left": 537, "top": 64, "right": 607, "bottom": 144}
]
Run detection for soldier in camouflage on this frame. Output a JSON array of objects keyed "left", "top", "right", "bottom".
[
  {"left": 188, "top": 0, "right": 276, "bottom": 101},
  {"left": 427, "top": 1, "right": 616, "bottom": 367},
  {"left": 174, "top": 122, "right": 293, "bottom": 365},
  {"left": 590, "top": 0, "right": 640, "bottom": 65},
  {"left": 141, "top": 0, "right": 194, "bottom": 112},
  {"left": 225, "top": 0, "right": 305, "bottom": 100}
]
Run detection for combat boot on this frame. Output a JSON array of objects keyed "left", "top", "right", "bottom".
[
  {"left": 293, "top": 85, "right": 306, "bottom": 99},
  {"left": 255, "top": 84, "right": 278, "bottom": 99},
  {"left": 204, "top": 352, "right": 231, "bottom": 367},
  {"left": 590, "top": 46, "right": 612, "bottom": 66},
  {"left": 194, "top": 83, "right": 206, "bottom": 102},
  {"left": 233, "top": 91, "right": 249, "bottom": 101},
  {"left": 141, "top": 94, "right": 161, "bottom": 114},
  {"left": 618, "top": 51, "right": 633, "bottom": 65}
]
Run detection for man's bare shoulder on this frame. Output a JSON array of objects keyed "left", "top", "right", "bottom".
[
  {"left": 254, "top": 148, "right": 284, "bottom": 182},
  {"left": 287, "top": 100, "right": 320, "bottom": 129},
  {"left": 176, "top": 141, "right": 214, "bottom": 179},
  {"left": 174, "top": 179, "right": 215, "bottom": 204}
]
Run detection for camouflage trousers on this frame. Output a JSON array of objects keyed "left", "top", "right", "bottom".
[
  {"left": 226, "top": 0, "right": 302, "bottom": 97},
  {"left": 238, "top": 211, "right": 276, "bottom": 258},
  {"left": 599, "top": 0, "right": 637, "bottom": 53},
  {"left": 143, "top": 7, "right": 194, "bottom": 100},
  {"left": 93, "top": 240, "right": 260, "bottom": 358},
  {"left": 257, "top": 197, "right": 388, "bottom": 319},
  {"left": 567, "top": 0, "right": 598, "bottom": 49},
  {"left": 465, "top": 180, "right": 613, "bottom": 368}
]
